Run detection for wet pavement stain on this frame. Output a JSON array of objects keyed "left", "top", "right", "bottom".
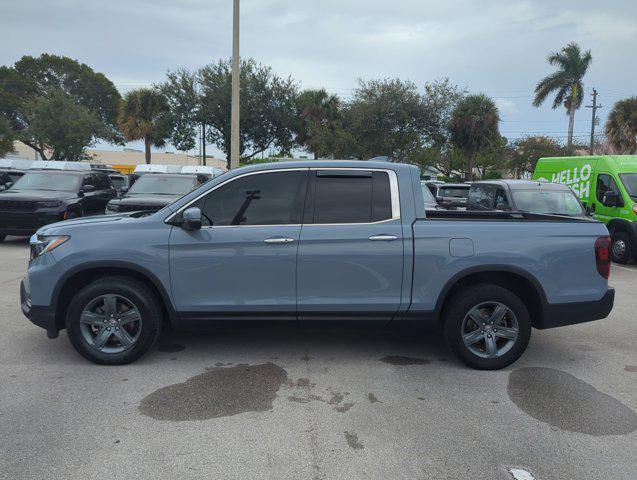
[
  {"left": 328, "top": 392, "right": 346, "bottom": 405},
  {"left": 508, "top": 367, "right": 637, "bottom": 436},
  {"left": 380, "top": 355, "right": 430, "bottom": 366},
  {"left": 138, "top": 363, "right": 287, "bottom": 421},
  {"left": 625, "top": 365, "right": 637, "bottom": 372},
  {"left": 157, "top": 343, "right": 186, "bottom": 353},
  {"left": 335, "top": 402, "right": 355, "bottom": 413},
  {"left": 367, "top": 393, "right": 379, "bottom": 403},
  {"left": 344, "top": 431, "right": 364, "bottom": 450}
]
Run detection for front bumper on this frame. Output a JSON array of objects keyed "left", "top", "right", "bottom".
[
  {"left": 20, "top": 277, "right": 58, "bottom": 338},
  {"left": 537, "top": 287, "right": 615, "bottom": 329},
  {"left": 0, "top": 210, "right": 65, "bottom": 236}
]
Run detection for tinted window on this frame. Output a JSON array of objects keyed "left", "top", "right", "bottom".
[
  {"left": 596, "top": 174, "right": 620, "bottom": 202},
  {"left": 620, "top": 173, "right": 637, "bottom": 200},
  {"left": 129, "top": 175, "right": 196, "bottom": 195},
  {"left": 201, "top": 171, "right": 304, "bottom": 226},
  {"left": 110, "top": 176, "right": 127, "bottom": 190},
  {"left": 439, "top": 186, "right": 469, "bottom": 198},
  {"left": 468, "top": 184, "right": 496, "bottom": 210},
  {"left": 93, "top": 173, "right": 111, "bottom": 190},
  {"left": 494, "top": 188, "right": 510, "bottom": 210},
  {"left": 310, "top": 171, "right": 391, "bottom": 224}
]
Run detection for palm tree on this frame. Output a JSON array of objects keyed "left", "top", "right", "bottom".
[
  {"left": 295, "top": 89, "right": 340, "bottom": 159},
  {"left": 605, "top": 97, "right": 637, "bottom": 154},
  {"left": 449, "top": 94, "right": 500, "bottom": 181},
  {"left": 533, "top": 42, "right": 592, "bottom": 149},
  {"left": 117, "top": 88, "right": 171, "bottom": 163}
]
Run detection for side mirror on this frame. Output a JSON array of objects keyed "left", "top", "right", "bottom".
[
  {"left": 82, "top": 184, "right": 96, "bottom": 193},
  {"left": 435, "top": 195, "right": 443, "bottom": 203},
  {"left": 120, "top": 186, "right": 128, "bottom": 193},
  {"left": 602, "top": 191, "right": 621, "bottom": 207},
  {"left": 5, "top": 181, "right": 12, "bottom": 188},
  {"left": 495, "top": 202, "right": 510, "bottom": 211},
  {"left": 182, "top": 207, "right": 202, "bottom": 230}
]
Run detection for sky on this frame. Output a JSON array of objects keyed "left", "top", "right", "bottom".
[{"left": 1, "top": 0, "right": 636, "bottom": 159}]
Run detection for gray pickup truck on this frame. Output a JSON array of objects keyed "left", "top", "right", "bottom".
[{"left": 20, "top": 160, "right": 614, "bottom": 369}]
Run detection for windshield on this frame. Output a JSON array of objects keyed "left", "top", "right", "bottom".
[
  {"left": 619, "top": 173, "right": 637, "bottom": 200},
  {"left": 10, "top": 172, "right": 80, "bottom": 192},
  {"left": 512, "top": 189, "right": 585, "bottom": 216},
  {"left": 439, "top": 187, "right": 469, "bottom": 198},
  {"left": 421, "top": 184, "right": 436, "bottom": 204},
  {"left": 128, "top": 175, "right": 196, "bottom": 195}
]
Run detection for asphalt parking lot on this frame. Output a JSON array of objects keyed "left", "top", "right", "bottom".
[{"left": 0, "top": 236, "right": 635, "bottom": 480}]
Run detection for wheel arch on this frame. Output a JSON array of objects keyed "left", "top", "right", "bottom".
[
  {"left": 434, "top": 265, "right": 547, "bottom": 328},
  {"left": 52, "top": 261, "right": 176, "bottom": 330}
]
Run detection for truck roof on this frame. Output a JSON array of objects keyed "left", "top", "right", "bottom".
[
  {"left": 229, "top": 160, "right": 415, "bottom": 173},
  {"left": 473, "top": 179, "right": 572, "bottom": 190}
]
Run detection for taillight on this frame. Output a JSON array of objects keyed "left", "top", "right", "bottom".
[{"left": 595, "top": 236, "right": 611, "bottom": 279}]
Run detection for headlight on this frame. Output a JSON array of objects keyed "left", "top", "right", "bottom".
[
  {"left": 37, "top": 200, "right": 62, "bottom": 208},
  {"left": 29, "top": 235, "right": 70, "bottom": 259}
]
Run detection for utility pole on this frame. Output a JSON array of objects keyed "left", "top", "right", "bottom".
[
  {"left": 201, "top": 123, "right": 206, "bottom": 166},
  {"left": 586, "top": 89, "right": 603, "bottom": 155},
  {"left": 230, "top": 0, "right": 240, "bottom": 169}
]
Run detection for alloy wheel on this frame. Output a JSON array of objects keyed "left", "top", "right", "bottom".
[{"left": 461, "top": 301, "right": 519, "bottom": 359}]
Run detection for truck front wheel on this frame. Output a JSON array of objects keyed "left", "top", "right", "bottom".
[
  {"left": 443, "top": 284, "right": 531, "bottom": 370},
  {"left": 611, "top": 231, "right": 632, "bottom": 264},
  {"left": 65, "top": 276, "right": 163, "bottom": 365}
]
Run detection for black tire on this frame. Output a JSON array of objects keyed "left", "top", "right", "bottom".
[
  {"left": 443, "top": 284, "right": 532, "bottom": 370},
  {"left": 611, "top": 231, "right": 632, "bottom": 264},
  {"left": 65, "top": 276, "right": 162, "bottom": 365}
]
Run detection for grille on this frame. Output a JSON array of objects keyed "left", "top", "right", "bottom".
[
  {"left": 0, "top": 200, "right": 37, "bottom": 212},
  {"left": 117, "top": 204, "right": 161, "bottom": 212}
]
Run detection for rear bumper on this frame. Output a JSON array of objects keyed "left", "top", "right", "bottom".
[
  {"left": 537, "top": 287, "right": 615, "bottom": 329},
  {"left": 0, "top": 211, "right": 65, "bottom": 236},
  {"left": 20, "top": 278, "right": 58, "bottom": 338}
]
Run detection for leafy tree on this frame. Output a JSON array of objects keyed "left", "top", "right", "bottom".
[
  {"left": 25, "top": 90, "right": 107, "bottom": 160},
  {"left": 474, "top": 136, "right": 508, "bottom": 178},
  {"left": 0, "top": 116, "right": 16, "bottom": 156},
  {"left": 507, "top": 136, "right": 565, "bottom": 177},
  {"left": 449, "top": 94, "right": 500, "bottom": 181},
  {"left": 198, "top": 58, "right": 298, "bottom": 162},
  {"left": 342, "top": 78, "right": 425, "bottom": 160},
  {"left": 533, "top": 42, "right": 592, "bottom": 149},
  {"left": 605, "top": 97, "right": 637, "bottom": 154},
  {"left": 160, "top": 69, "right": 201, "bottom": 152},
  {"left": 117, "top": 88, "right": 171, "bottom": 164},
  {"left": 295, "top": 89, "right": 342, "bottom": 159},
  {"left": 0, "top": 54, "right": 121, "bottom": 159}
]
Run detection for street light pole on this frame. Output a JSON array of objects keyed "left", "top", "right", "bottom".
[{"left": 230, "top": 0, "right": 240, "bottom": 169}]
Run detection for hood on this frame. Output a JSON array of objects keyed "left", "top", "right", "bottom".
[
  {"left": 0, "top": 189, "right": 75, "bottom": 202},
  {"left": 36, "top": 213, "right": 143, "bottom": 236},
  {"left": 112, "top": 194, "right": 178, "bottom": 207}
]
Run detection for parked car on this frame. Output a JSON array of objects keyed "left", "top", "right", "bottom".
[
  {"left": 0, "top": 171, "right": 13, "bottom": 190},
  {"left": 534, "top": 155, "right": 637, "bottom": 263},
  {"left": 20, "top": 160, "right": 614, "bottom": 369},
  {"left": 0, "top": 166, "right": 117, "bottom": 241},
  {"left": 0, "top": 158, "right": 32, "bottom": 184},
  {"left": 467, "top": 180, "right": 586, "bottom": 217},
  {"left": 426, "top": 182, "right": 470, "bottom": 209},
  {"left": 105, "top": 173, "right": 207, "bottom": 214}
]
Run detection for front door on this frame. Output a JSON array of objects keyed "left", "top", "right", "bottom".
[
  {"left": 297, "top": 169, "right": 404, "bottom": 320},
  {"left": 169, "top": 169, "right": 308, "bottom": 319},
  {"left": 594, "top": 172, "right": 623, "bottom": 222}
]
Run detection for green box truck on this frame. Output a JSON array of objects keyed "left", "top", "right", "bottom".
[{"left": 533, "top": 155, "right": 637, "bottom": 263}]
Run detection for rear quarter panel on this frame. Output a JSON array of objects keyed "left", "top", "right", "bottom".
[{"left": 410, "top": 219, "right": 610, "bottom": 313}]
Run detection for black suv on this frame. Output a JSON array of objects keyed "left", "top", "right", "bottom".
[
  {"left": 105, "top": 173, "right": 207, "bottom": 214},
  {"left": 0, "top": 169, "right": 117, "bottom": 241}
]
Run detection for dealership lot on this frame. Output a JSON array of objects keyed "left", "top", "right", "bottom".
[{"left": 0, "top": 236, "right": 635, "bottom": 479}]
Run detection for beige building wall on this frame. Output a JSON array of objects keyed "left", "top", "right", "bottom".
[{"left": 8, "top": 142, "right": 227, "bottom": 171}]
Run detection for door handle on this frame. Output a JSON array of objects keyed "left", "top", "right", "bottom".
[
  {"left": 263, "top": 237, "right": 295, "bottom": 245},
  {"left": 369, "top": 234, "right": 398, "bottom": 241}
]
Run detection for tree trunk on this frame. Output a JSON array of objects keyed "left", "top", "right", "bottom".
[
  {"left": 144, "top": 138, "right": 151, "bottom": 164},
  {"left": 313, "top": 151, "right": 318, "bottom": 160},
  {"left": 466, "top": 149, "right": 476, "bottom": 181},
  {"left": 567, "top": 105, "right": 575, "bottom": 149}
]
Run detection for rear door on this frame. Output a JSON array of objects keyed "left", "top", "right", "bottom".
[{"left": 297, "top": 168, "right": 404, "bottom": 320}]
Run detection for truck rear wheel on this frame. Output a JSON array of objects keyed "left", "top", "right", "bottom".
[
  {"left": 611, "top": 231, "right": 632, "bottom": 264},
  {"left": 65, "top": 276, "right": 162, "bottom": 365},
  {"left": 443, "top": 284, "right": 531, "bottom": 370}
]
